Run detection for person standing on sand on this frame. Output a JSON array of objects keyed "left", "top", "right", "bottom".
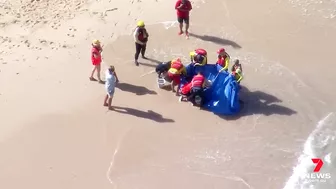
[
  {"left": 133, "top": 20, "right": 149, "bottom": 66},
  {"left": 104, "top": 65, "right": 119, "bottom": 110},
  {"left": 175, "top": 0, "right": 192, "bottom": 38},
  {"left": 90, "top": 39, "right": 104, "bottom": 83}
]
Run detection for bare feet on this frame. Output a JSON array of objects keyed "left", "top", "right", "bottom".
[
  {"left": 103, "top": 103, "right": 108, "bottom": 107},
  {"left": 98, "top": 80, "right": 105, "bottom": 84},
  {"left": 135, "top": 60, "right": 139, "bottom": 66},
  {"left": 178, "top": 31, "right": 183, "bottom": 35},
  {"left": 185, "top": 31, "right": 189, "bottom": 39},
  {"left": 89, "top": 77, "right": 97, "bottom": 81},
  {"left": 108, "top": 106, "right": 114, "bottom": 110}
]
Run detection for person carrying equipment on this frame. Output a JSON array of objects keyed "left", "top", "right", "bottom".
[
  {"left": 217, "top": 48, "right": 230, "bottom": 71},
  {"left": 190, "top": 48, "right": 207, "bottom": 65},
  {"left": 167, "top": 58, "right": 186, "bottom": 95}
]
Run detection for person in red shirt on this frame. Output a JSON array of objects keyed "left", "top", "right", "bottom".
[
  {"left": 175, "top": 0, "right": 192, "bottom": 38},
  {"left": 90, "top": 39, "right": 103, "bottom": 83}
]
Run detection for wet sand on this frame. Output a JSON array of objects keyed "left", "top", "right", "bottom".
[{"left": 1, "top": 0, "right": 335, "bottom": 188}]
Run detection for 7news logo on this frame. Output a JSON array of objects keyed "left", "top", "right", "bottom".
[{"left": 301, "top": 158, "right": 331, "bottom": 183}]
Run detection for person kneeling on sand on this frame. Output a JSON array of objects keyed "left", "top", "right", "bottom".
[
  {"left": 167, "top": 58, "right": 186, "bottom": 96},
  {"left": 104, "top": 65, "right": 119, "bottom": 110},
  {"left": 179, "top": 71, "right": 211, "bottom": 103}
]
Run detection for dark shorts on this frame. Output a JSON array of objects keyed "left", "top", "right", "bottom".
[{"left": 177, "top": 17, "right": 189, "bottom": 24}]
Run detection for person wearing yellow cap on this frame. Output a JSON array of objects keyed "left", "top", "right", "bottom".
[
  {"left": 90, "top": 39, "right": 103, "bottom": 83},
  {"left": 133, "top": 20, "right": 149, "bottom": 66}
]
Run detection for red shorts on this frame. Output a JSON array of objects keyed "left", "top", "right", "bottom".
[
  {"left": 168, "top": 73, "right": 181, "bottom": 85},
  {"left": 92, "top": 60, "right": 101, "bottom": 66},
  {"left": 92, "top": 57, "right": 102, "bottom": 66}
]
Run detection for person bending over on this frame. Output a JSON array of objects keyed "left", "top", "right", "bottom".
[
  {"left": 190, "top": 48, "right": 207, "bottom": 65},
  {"left": 156, "top": 61, "right": 172, "bottom": 77},
  {"left": 167, "top": 58, "right": 186, "bottom": 95}
]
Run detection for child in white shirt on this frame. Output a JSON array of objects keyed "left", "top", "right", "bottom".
[{"left": 103, "top": 65, "right": 119, "bottom": 110}]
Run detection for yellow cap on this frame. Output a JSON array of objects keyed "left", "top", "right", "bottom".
[
  {"left": 92, "top": 39, "right": 100, "bottom": 45},
  {"left": 137, "top": 20, "right": 145, "bottom": 27}
]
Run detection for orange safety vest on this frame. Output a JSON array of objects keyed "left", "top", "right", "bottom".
[
  {"left": 191, "top": 74, "right": 205, "bottom": 88},
  {"left": 168, "top": 59, "right": 184, "bottom": 75}
]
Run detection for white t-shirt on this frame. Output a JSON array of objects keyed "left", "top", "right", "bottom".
[{"left": 105, "top": 70, "right": 116, "bottom": 92}]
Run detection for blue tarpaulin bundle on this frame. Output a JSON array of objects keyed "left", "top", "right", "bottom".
[{"left": 184, "top": 63, "right": 241, "bottom": 115}]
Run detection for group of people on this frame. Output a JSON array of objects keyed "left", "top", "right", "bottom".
[
  {"left": 88, "top": 0, "right": 243, "bottom": 109},
  {"left": 155, "top": 48, "right": 243, "bottom": 105}
]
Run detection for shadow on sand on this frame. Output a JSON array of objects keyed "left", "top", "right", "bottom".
[
  {"left": 189, "top": 33, "right": 242, "bottom": 49},
  {"left": 116, "top": 83, "right": 157, "bottom": 95},
  {"left": 139, "top": 57, "right": 162, "bottom": 68},
  {"left": 210, "top": 86, "right": 297, "bottom": 120},
  {"left": 112, "top": 106, "right": 175, "bottom": 123}
]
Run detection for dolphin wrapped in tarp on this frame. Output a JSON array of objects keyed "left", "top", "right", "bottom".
[{"left": 184, "top": 63, "right": 241, "bottom": 115}]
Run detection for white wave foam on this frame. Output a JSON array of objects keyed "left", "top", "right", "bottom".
[
  {"left": 286, "top": 0, "right": 336, "bottom": 19},
  {"left": 283, "top": 112, "right": 336, "bottom": 189}
]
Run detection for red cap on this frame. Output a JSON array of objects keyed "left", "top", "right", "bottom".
[{"left": 217, "top": 48, "right": 225, "bottom": 54}]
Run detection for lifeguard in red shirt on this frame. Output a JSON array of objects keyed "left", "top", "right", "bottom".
[{"left": 175, "top": 0, "right": 192, "bottom": 38}]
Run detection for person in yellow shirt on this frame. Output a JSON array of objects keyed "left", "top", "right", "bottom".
[
  {"left": 216, "top": 48, "right": 230, "bottom": 71},
  {"left": 231, "top": 68, "right": 243, "bottom": 84},
  {"left": 189, "top": 48, "right": 207, "bottom": 66}
]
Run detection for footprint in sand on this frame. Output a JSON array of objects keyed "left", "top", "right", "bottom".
[{"left": 67, "top": 27, "right": 76, "bottom": 37}]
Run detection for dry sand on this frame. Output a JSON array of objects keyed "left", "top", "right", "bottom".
[{"left": 0, "top": 0, "right": 335, "bottom": 188}]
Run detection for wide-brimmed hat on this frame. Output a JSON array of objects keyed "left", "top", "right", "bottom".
[{"left": 92, "top": 39, "right": 101, "bottom": 46}]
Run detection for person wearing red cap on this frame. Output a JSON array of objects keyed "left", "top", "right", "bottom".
[
  {"left": 217, "top": 48, "right": 230, "bottom": 72},
  {"left": 167, "top": 58, "right": 186, "bottom": 95},
  {"left": 190, "top": 48, "right": 207, "bottom": 65},
  {"left": 175, "top": 0, "right": 192, "bottom": 38}
]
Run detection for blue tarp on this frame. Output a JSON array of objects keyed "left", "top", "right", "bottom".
[{"left": 183, "top": 63, "right": 240, "bottom": 115}]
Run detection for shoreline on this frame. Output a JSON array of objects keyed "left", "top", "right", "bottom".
[{"left": 1, "top": 0, "right": 335, "bottom": 188}]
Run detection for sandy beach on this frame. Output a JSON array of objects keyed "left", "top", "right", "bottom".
[{"left": 1, "top": 0, "right": 336, "bottom": 188}]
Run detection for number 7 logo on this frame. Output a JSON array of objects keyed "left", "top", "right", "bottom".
[{"left": 311, "top": 158, "right": 324, "bottom": 172}]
